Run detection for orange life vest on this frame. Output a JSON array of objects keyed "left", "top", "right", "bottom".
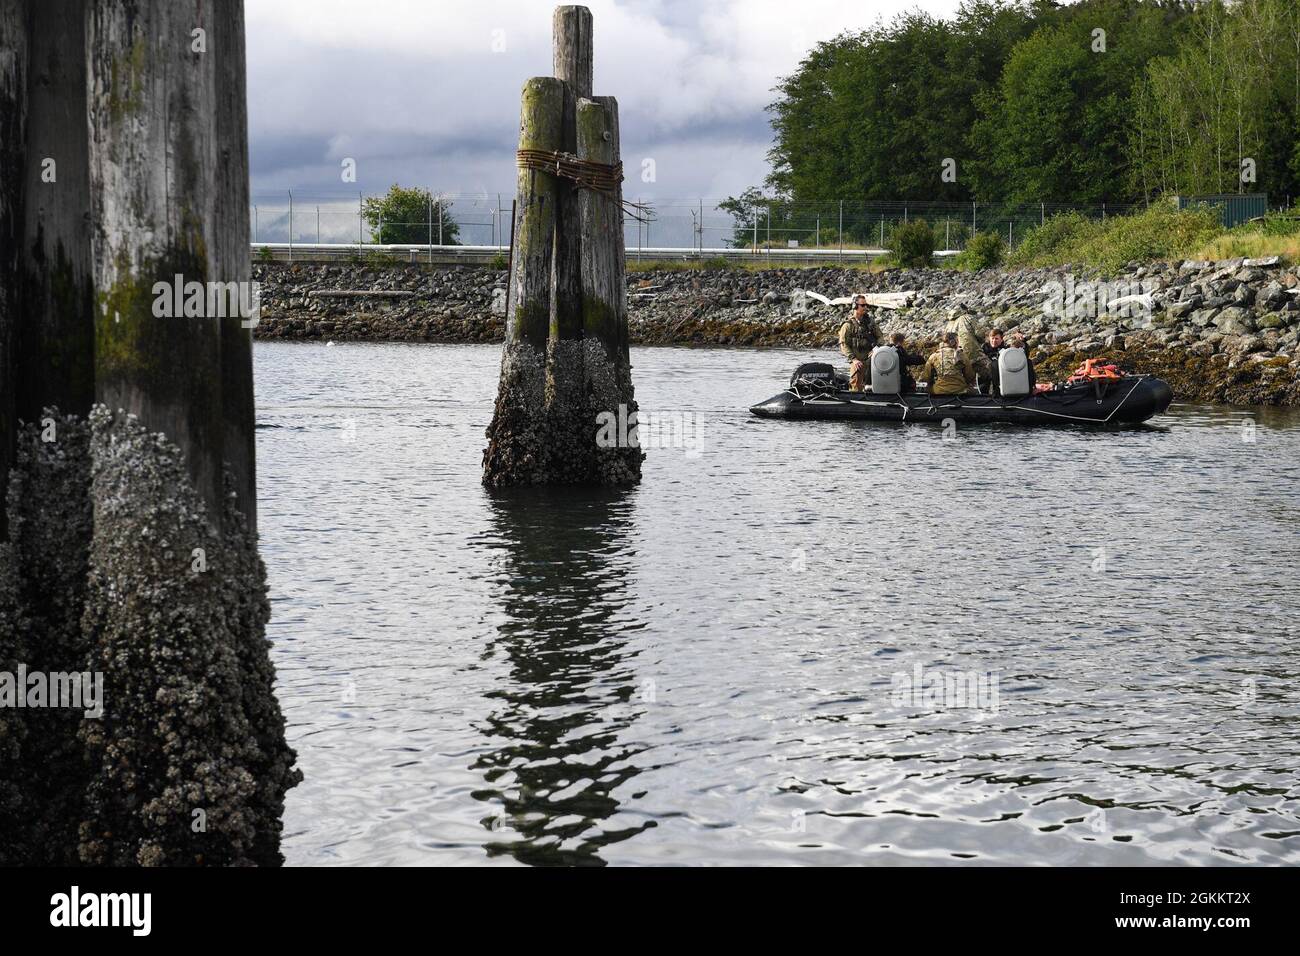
[{"left": 1067, "top": 358, "right": 1123, "bottom": 384}]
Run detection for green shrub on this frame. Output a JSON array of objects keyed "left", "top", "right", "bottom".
[
  {"left": 363, "top": 248, "right": 398, "bottom": 267},
  {"left": 954, "top": 231, "right": 1006, "bottom": 270},
  {"left": 888, "top": 219, "right": 936, "bottom": 268},
  {"left": 1005, "top": 211, "right": 1101, "bottom": 267},
  {"left": 1006, "top": 203, "right": 1221, "bottom": 273},
  {"left": 1253, "top": 210, "right": 1300, "bottom": 237},
  {"left": 490, "top": 251, "right": 508, "bottom": 270},
  {"left": 256, "top": 246, "right": 274, "bottom": 263}
]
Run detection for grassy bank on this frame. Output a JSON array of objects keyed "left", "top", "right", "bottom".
[{"left": 1003, "top": 201, "right": 1300, "bottom": 274}]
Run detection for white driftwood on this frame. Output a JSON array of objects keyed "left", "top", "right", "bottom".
[
  {"left": 796, "top": 290, "right": 915, "bottom": 309},
  {"left": 307, "top": 290, "right": 415, "bottom": 299},
  {"left": 1104, "top": 293, "right": 1154, "bottom": 312}
]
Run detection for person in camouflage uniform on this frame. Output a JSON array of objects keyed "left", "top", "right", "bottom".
[
  {"left": 920, "top": 331, "right": 977, "bottom": 395},
  {"left": 839, "top": 295, "right": 884, "bottom": 391},
  {"left": 946, "top": 304, "right": 992, "bottom": 388}
]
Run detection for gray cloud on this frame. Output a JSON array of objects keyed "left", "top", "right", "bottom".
[{"left": 246, "top": 0, "right": 963, "bottom": 243}]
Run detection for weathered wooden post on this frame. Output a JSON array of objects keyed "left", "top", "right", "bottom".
[
  {"left": 483, "top": 4, "right": 641, "bottom": 487},
  {"left": 0, "top": 0, "right": 98, "bottom": 864},
  {"left": 0, "top": 0, "right": 26, "bottom": 542},
  {"left": 483, "top": 76, "right": 564, "bottom": 486},
  {"left": 0, "top": 0, "right": 30, "bottom": 861},
  {"left": 20, "top": 0, "right": 95, "bottom": 427},
  {"left": 544, "top": 5, "right": 595, "bottom": 483},
  {"left": 214, "top": 0, "right": 259, "bottom": 530},
  {"left": 90, "top": 0, "right": 228, "bottom": 520},
  {"left": 0, "top": 0, "right": 298, "bottom": 867},
  {"left": 578, "top": 96, "right": 640, "bottom": 483}
]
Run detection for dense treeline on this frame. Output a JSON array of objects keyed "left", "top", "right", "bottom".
[{"left": 727, "top": 0, "right": 1300, "bottom": 244}]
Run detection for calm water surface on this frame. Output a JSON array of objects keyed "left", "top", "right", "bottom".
[{"left": 254, "top": 341, "right": 1300, "bottom": 866}]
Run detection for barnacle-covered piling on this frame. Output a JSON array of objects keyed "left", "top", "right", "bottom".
[
  {"left": 483, "top": 4, "right": 642, "bottom": 487},
  {"left": 0, "top": 0, "right": 298, "bottom": 867}
]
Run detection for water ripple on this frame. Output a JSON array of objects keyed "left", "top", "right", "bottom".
[{"left": 254, "top": 341, "right": 1300, "bottom": 866}]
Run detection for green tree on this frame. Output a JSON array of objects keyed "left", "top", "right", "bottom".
[
  {"left": 362, "top": 184, "right": 460, "bottom": 245},
  {"left": 718, "top": 188, "right": 828, "bottom": 248},
  {"left": 763, "top": 1, "right": 1039, "bottom": 205},
  {"left": 1129, "top": 0, "right": 1300, "bottom": 201},
  {"left": 969, "top": 0, "right": 1188, "bottom": 204}
]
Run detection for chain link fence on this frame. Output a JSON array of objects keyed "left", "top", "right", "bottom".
[{"left": 249, "top": 191, "right": 1149, "bottom": 261}]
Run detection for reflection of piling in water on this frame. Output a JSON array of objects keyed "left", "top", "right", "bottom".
[
  {"left": 0, "top": 0, "right": 298, "bottom": 866},
  {"left": 474, "top": 490, "right": 652, "bottom": 865},
  {"left": 483, "top": 5, "right": 642, "bottom": 487}
]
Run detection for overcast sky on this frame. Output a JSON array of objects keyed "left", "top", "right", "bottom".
[{"left": 246, "top": 0, "right": 966, "bottom": 220}]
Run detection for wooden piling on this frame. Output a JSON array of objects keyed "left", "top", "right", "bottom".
[
  {"left": 550, "top": 7, "right": 590, "bottom": 343},
  {"left": 546, "top": 6, "right": 594, "bottom": 482},
  {"left": 483, "top": 76, "right": 565, "bottom": 486},
  {"left": 578, "top": 96, "right": 641, "bottom": 483},
  {"left": 1, "top": 0, "right": 297, "bottom": 867},
  {"left": 0, "top": 0, "right": 26, "bottom": 538},
  {"left": 483, "top": 4, "right": 640, "bottom": 488},
  {"left": 18, "top": 0, "right": 95, "bottom": 427},
  {"left": 553, "top": 5, "right": 593, "bottom": 96},
  {"left": 87, "top": 0, "right": 229, "bottom": 520},
  {"left": 212, "top": 0, "right": 258, "bottom": 530}
]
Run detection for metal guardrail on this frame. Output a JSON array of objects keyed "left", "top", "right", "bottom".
[{"left": 249, "top": 243, "right": 960, "bottom": 266}]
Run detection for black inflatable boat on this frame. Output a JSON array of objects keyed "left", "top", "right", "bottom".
[{"left": 750, "top": 363, "right": 1173, "bottom": 426}]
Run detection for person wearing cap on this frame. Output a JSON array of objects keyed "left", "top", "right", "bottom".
[{"left": 839, "top": 295, "right": 883, "bottom": 391}]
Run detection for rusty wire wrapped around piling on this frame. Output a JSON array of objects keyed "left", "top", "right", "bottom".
[
  {"left": 516, "top": 148, "right": 652, "bottom": 222},
  {"left": 517, "top": 148, "right": 621, "bottom": 191}
]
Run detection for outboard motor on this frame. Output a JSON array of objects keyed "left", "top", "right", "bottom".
[
  {"left": 790, "top": 362, "right": 840, "bottom": 391},
  {"left": 870, "top": 346, "right": 901, "bottom": 394},
  {"left": 998, "top": 347, "right": 1031, "bottom": 398}
]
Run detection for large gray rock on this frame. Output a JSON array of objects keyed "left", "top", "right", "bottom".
[
  {"left": 1258, "top": 281, "right": 1287, "bottom": 309},
  {"left": 1214, "top": 307, "right": 1255, "bottom": 335}
]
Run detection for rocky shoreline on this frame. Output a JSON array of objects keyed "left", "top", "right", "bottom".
[{"left": 251, "top": 259, "right": 1300, "bottom": 407}]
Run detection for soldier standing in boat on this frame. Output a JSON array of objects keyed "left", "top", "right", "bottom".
[
  {"left": 946, "top": 304, "right": 992, "bottom": 387},
  {"left": 839, "top": 295, "right": 884, "bottom": 391}
]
